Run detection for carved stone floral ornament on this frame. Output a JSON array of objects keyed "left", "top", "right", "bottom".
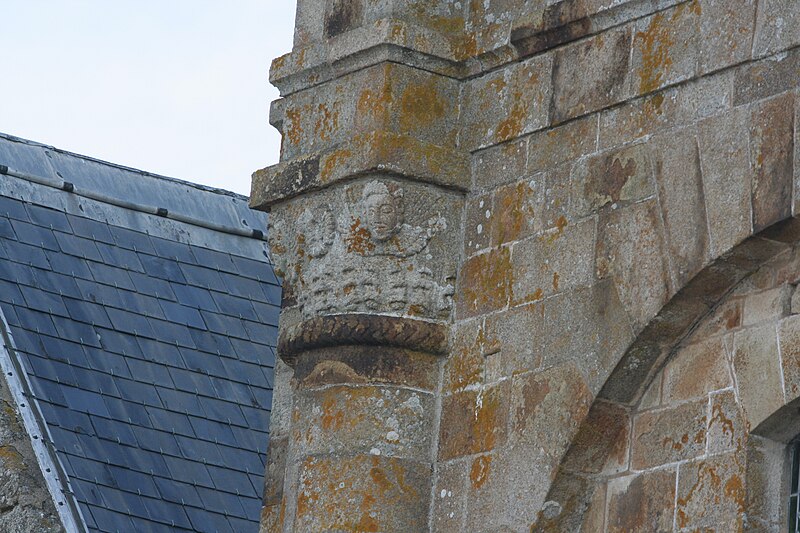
[{"left": 267, "top": 178, "right": 459, "bottom": 322}]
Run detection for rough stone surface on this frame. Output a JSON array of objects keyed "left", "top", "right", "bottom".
[{"left": 255, "top": 0, "right": 800, "bottom": 529}]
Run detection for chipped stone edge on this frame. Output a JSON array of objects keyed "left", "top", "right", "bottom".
[
  {"left": 0, "top": 307, "right": 86, "bottom": 532},
  {"left": 277, "top": 313, "right": 450, "bottom": 360}
]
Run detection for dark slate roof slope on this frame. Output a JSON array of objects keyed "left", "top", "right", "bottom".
[{"left": 0, "top": 133, "right": 279, "bottom": 532}]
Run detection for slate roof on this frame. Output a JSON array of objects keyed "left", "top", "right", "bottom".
[{"left": 0, "top": 133, "right": 279, "bottom": 532}]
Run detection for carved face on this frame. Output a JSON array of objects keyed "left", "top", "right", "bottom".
[{"left": 365, "top": 192, "right": 400, "bottom": 242}]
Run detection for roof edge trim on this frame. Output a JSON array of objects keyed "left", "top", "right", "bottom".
[{"left": 0, "top": 308, "right": 87, "bottom": 533}]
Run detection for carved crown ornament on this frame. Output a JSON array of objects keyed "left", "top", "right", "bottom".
[{"left": 268, "top": 179, "right": 460, "bottom": 324}]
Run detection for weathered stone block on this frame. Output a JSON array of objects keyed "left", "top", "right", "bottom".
[
  {"left": 294, "top": 455, "right": 430, "bottom": 532},
  {"left": 753, "top": 0, "right": 800, "bottom": 57},
  {"left": 511, "top": 216, "right": 596, "bottom": 304},
  {"left": 509, "top": 364, "right": 592, "bottom": 466},
  {"left": 606, "top": 469, "right": 676, "bottom": 533},
  {"left": 779, "top": 314, "right": 800, "bottom": 401},
  {"left": 663, "top": 336, "right": 730, "bottom": 402},
  {"left": 734, "top": 47, "right": 800, "bottom": 106},
  {"left": 482, "top": 302, "right": 546, "bottom": 376},
  {"left": 707, "top": 389, "right": 746, "bottom": 455},
  {"left": 742, "top": 285, "right": 791, "bottom": 326},
  {"left": 526, "top": 115, "right": 598, "bottom": 175},
  {"left": 631, "top": 2, "right": 700, "bottom": 95},
  {"left": 491, "top": 178, "right": 544, "bottom": 246},
  {"left": 456, "top": 247, "right": 513, "bottom": 319},
  {"left": 600, "top": 71, "right": 732, "bottom": 150},
  {"left": 732, "top": 322, "right": 784, "bottom": 428},
  {"left": 443, "top": 320, "right": 486, "bottom": 394},
  {"left": 652, "top": 130, "right": 709, "bottom": 287},
  {"left": 292, "top": 385, "right": 434, "bottom": 458},
  {"left": 551, "top": 26, "right": 633, "bottom": 123},
  {"left": 675, "top": 453, "right": 746, "bottom": 531},
  {"left": 631, "top": 399, "right": 707, "bottom": 469},
  {"left": 570, "top": 142, "right": 655, "bottom": 217},
  {"left": 432, "top": 459, "right": 467, "bottom": 532},
  {"left": 541, "top": 282, "right": 633, "bottom": 393},
  {"left": 698, "top": 0, "right": 756, "bottom": 74},
  {"left": 439, "top": 382, "right": 510, "bottom": 460},
  {"left": 596, "top": 199, "right": 670, "bottom": 330},
  {"left": 749, "top": 93, "right": 795, "bottom": 231},
  {"left": 745, "top": 435, "right": 787, "bottom": 529},
  {"left": 463, "top": 192, "right": 493, "bottom": 255},
  {"left": 698, "top": 107, "right": 753, "bottom": 257},
  {"left": 562, "top": 400, "right": 630, "bottom": 476},
  {"left": 462, "top": 54, "right": 553, "bottom": 149},
  {"left": 472, "top": 137, "right": 527, "bottom": 190}
]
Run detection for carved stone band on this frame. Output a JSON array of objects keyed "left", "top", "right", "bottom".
[{"left": 277, "top": 314, "right": 450, "bottom": 360}]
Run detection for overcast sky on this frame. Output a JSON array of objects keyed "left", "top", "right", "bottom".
[{"left": 0, "top": 2, "right": 296, "bottom": 195}]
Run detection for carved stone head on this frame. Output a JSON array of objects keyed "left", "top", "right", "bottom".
[{"left": 362, "top": 181, "right": 403, "bottom": 242}]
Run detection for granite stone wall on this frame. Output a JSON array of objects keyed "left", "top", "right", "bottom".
[{"left": 253, "top": 0, "right": 800, "bottom": 530}]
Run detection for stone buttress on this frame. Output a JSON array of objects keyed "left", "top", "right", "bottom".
[{"left": 252, "top": 0, "right": 800, "bottom": 531}]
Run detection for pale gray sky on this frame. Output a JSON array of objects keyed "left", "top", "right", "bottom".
[{"left": 0, "top": 2, "right": 296, "bottom": 195}]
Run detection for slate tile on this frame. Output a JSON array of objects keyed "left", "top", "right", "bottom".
[
  {"left": 151, "top": 238, "right": 195, "bottom": 263},
  {"left": 1, "top": 197, "right": 29, "bottom": 222},
  {"left": 159, "top": 300, "right": 205, "bottom": 329},
  {"left": 14, "top": 307, "right": 58, "bottom": 336},
  {"left": 210, "top": 377, "right": 251, "bottom": 405},
  {"left": 0, "top": 217, "right": 16, "bottom": 239},
  {"left": 128, "top": 271, "right": 176, "bottom": 300},
  {"left": 240, "top": 404, "right": 270, "bottom": 431},
  {"left": 45, "top": 404, "right": 94, "bottom": 435},
  {"left": 92, "top": 416, "right": 137, "bottom": 447},
  {"left": 185, "top": 507, "right": 235, "bottom": 533},
  {"left": 105, "top": 308, "right": 155, "bottom": 338},
  {"left": 206, "top": 464, "right": 255, "bottom": 496},
  {"left": 45, "top": 249, "right": 92, "bottom": 279},
  {"left": 153, "top": 476, "right": 203, "bottom": 508},
  {"left": 97, "top": 487, "right": 149, "bottom": 520},
  {"left": 157, "top": 387, "right": 204, "bottom": 417},
  {"left": 181, "top": 349, "right": 225, "bottom": 376},
  {"left": 218, "top": 272, "right": 264, "bottom": 301},
  {"left": 33, "top": 269, "right": 82, "bottom": 299},
  {"left": 104, "top": 398, "right": 151, "bottom": 427},
  {"left": 96, "top": 242, "right": 145, "bottom": 273},
  {"left": 171, "top": 284, "right": 217, "bottom": 312},
  {"left": 12, "top": 221, "right": 59, "bottom": 251},
  {"left": 0, "top": 259, "right": 37, "bottom": 285},
  {"left": 233, "top": 255, "right": 278, "bottom": 283},
  {"left": 67, "top": 215, "right": 115, "bottom": 244},
  {"left": 190, "top": 246, "right": 236, "bottom": 273},
  {"left": 71, "top": 367, "right": 120, "bottom": 396},
  {"left": 19, "top": 285, "right": 68, "bottom": 316},
  {"left": 88, "top": 261, "right": 136, "bottom": 291},
  {"left": 57, "top": 232, "right": 103, "bottom": 262},
  {"left": 147, "top": 408, "right": 195, "bottom": 438},
  {"left": 133, "top": 426, "right": 181, "bottom": 456},
  {"left": 201, "top": 397, "right": 247, "bottom": 427},
  {"left": 106, "top": 464, "right": 160, "bottom": 498},
  {"left": 163, "top": 455, "right": 213, "bottom": 488},
  {"left": 230, "top": 426, "right": 268, "bottom": 452},
  {"left": 139, "top": 254, "right": 186, "bottom": 283},
  {"left": 68, "top": 456, "right": 114, "bottom": 485},
  {"left": 239, "top": 496, "right": 264, "bottom": 521},
  {"left": 47, "top": 425, "right": 85, "bottom": 457},
  {"left": 51, "top": 316, "right": 100, "bottom": 347},
  {"left": 127, "top": 359, "right": 174, "bottom": 388},
  {"left": 63, "top": 297, "right": 112, "bottom": 328},
  {"left": 169, "top": 367, "right": 213, "bottom": 394},
  {"left": 178, "top": 263, "right": 227, "bottom": 291},
  {"left": 196, "top": 485, "right": 248, "bottom": 518},
  {"left": 115, "top": 290, "right": 164, "bottom": 320},
  {"left": 109, "top": 225, "right": 156, "bottom": 255},
  {"left": 136, "top": 338, "right": 184, "bottom": 368},
  {"left": 62, "top": 386, "right": 110, "bottom": 417},
  {"left": 240, "top": 322, "right": 278, "bottom": 348},
  {"left": 95, "top": 328, "right": 144, "bottom": 358},
  {"left": 76, "top": 278, "right": 123, "bottom": 308},
  {"left": 26, "top": 203, "right": 70, "bottom": 231},
  {"left": 150, "top": 320, "right": 196, "bottom": 348},
  {"left": 29, "top": 376, "right": 67, "bottom": 406},
  {"left": 39, "top": 335, "right": 84, "bottom": 365},
  {"left": 175, "top": 435, "right": 224, "bottom": 466},
  {"left": 211, "top": 293, "right": 257, "bottom": 320},
  {"left": 140, "top": 495, "right": 193, "bottom": 529},
  {"left": 86, "top": 505, "right": 137, "bottom": 533},
  {"left": 188, "top": 416, "right": 237, "bottom": 447},
  {"left": 116, "top": 379, "right": 162, "bottom": 408},
  {"left": 4, "top": 239, "right": 51, "bottom": 269},
  {"left": 199, "top": 311, "right": 248, "bottom": 339},
  {"left": 83, "top": 346, "right": 132, "bottom": 379}
]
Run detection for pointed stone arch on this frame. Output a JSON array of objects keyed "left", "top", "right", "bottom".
[{"left": 536, "top": 216, "right": 800, "bottom": 532}]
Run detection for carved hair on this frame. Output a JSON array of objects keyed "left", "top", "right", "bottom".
[{"left": 362, "top": 181, "right": 404, "bottom": 223}]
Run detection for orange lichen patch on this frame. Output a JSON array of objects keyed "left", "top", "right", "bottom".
[
  {"left": 458, "top": 247, "right": 513, "bottom": 317},
  {"left": 663, "top": 433, "right": 689, "bottom": 451},
  {"left": 635, "top": 13, "right": 674, "bottom": 94},
  {"left": 439, "top": 384, "right": 509, "bottom": 459},
  {"left": 453, "top": 32, "right": 479, "bottom": 60},
  {"left": 470, "top": 455, "right": 492, "bottom": 489},
  {"left": 399, "top": 80, "right": 445, "bottom": 133},
  {"left": 285, "top": 108, "right": 304, "bottom": 146},
  {"left": 320, "top": 395, "right": 344, "bottom": 432},
  {"left": 724, "top": 474, "right": 745, "bottom": 512},
  {"left": 676, "top": 462, "right": 724, "bottom": 528},
  {"left": 408, "top": 304, "right": 425, "bottom": 317},
  {"left": 342, "top": 284, "right": 355, "bottom": 295},
  {"left": 492, "top": 181, "right": 534, "bottom": 246},
  {"left": 445, "top": 330, "right": 484, "bottom": 392},
  {"left": 345, "top": 217, "right": 375, "bottom": 255},
  {"left": 544, "top": 216, "right": 568, "bottom": 243},
  {"left": 0, "top": 445, "right": 25, "bottom": 471},
  {"left": 496, "top": 103, "right": 526, "bottom": 143},
  {"left": 552, "top": 272, "right": 560, "bottom": 291},
  {"left": 314, "top": 103, "right": 339, "bottom": 142}
]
